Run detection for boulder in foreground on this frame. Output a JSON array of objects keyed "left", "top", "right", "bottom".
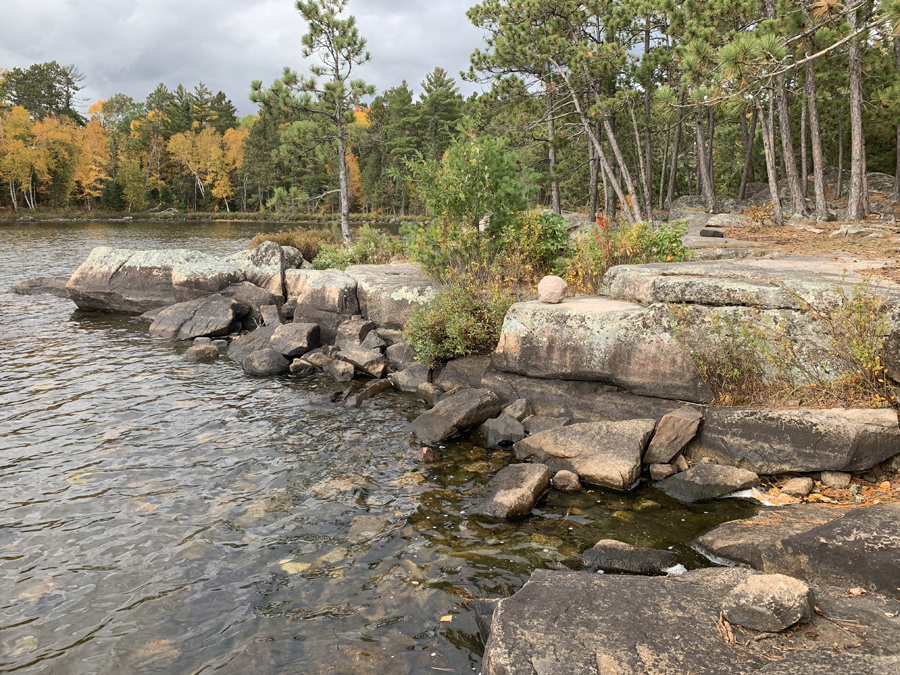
[
  {"left": 514, "top": 420, "right": 656, "bottom": 490},
  {"left": 149, "top": 295, "right": 246, "bottom": 340},
  {"left": 582, "top": 539, "right": 678, "bottom": 574},
  {"left": 482, "top": 567, "right": 900, "bottom": 675}
]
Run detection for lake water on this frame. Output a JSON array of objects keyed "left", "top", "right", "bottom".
[{"left": 0, "top": 221, "right": 755, "bottom": 674}]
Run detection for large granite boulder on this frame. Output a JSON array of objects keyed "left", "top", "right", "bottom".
[
  {"left": 686, "top": 407, "right": 900, "bottom": 474},
  {"left": 344, "top": 263, "right": 436, "bottom": 328},
  {"left": 224, "top": 241, "right": 287, "bottom": 298},
  {"left": 656, "top": 463, "right": 761, "bottom": 503},
  {"left": 492, "top": 298, "right": 710, "bottom": 403},
  {"left": 513, "top": 420, "right": 656, "bottom": 490},
  {"left": 171, "top": 258, "right": 244, "bottom": 302},
  {"left": 722, "top": 574, "right": 815, "bottom": 633},
  {"left": 220, "top": 282, "right": 283, "bottom": 331},
  {"left": 408, "top": 388, "right": 503, "bottom": 445},
  {"left": 149, "top": 295, "right": 247, "bottom": 340},
  {"left": 694, "top": 503, "right": 900, "bottom": 600},
  {"left": 66, "top": 247, "right": 218, "bottom": 313},
  {"left": 477, "top": 463, "right": 552, "bottom": 519},
  {"left": 10, "top": 277, "right": 70, "bottom": 298},
  {"left": 482, "top": 567, "right": 900, "bottom": 675},
  {"left": 287, "top": 268, "right": 360, "bottom": 343}
]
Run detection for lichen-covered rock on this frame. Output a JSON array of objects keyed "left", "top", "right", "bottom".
[
  {"left": 492, "top": 298, "right": 710, "bottom": 403},
  {"left": 67, "top": 247, "right": 219, "bottom": 313},
  {"left": 149, "top": 295, "right": 246, "bottom": 340},
  {"left": 477, "top": 463, "right": 552, "bottom": 519},
  {"left": 171, "top": 257, "right": 244, "bottom": 302},
  {"left": 656, "top": 463, "right": 760, "bottom": 503},
  {"left": 224, "top": 241, "right": 287, "bottom": 298},
  {"left": 345, "top": 263, "right": 436, "bottom": 328},
  {"left": 514, "top": 420, "right": 656, "bottom": 490}
]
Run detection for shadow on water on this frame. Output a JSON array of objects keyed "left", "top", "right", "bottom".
[{"left": 0, "top": 222, "right": 757, "bottom": 674}]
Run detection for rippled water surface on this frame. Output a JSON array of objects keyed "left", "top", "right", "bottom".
[{"left": 0, "top": 221, "right": 756, "bottom": 674}]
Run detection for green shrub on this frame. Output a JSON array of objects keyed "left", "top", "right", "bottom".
[
  {"left": 312, "top": 225, "right": 405, "bottom": 270},
  {"left": 563, "top": 217, "right": 691, "bottom": 294},
  {"left": 406, "top": 277, "right": 519, "bottom": 367}
]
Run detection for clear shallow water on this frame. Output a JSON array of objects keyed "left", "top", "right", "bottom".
[{"left": 0, "top": 221, "right": 756, "bottom": 674}]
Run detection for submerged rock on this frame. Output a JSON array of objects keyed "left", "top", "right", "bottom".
[
  {"left": 10, "top": 276, "right": 70, "bottom": 298},
  {"left": 656, "top": 463, "right": 760, "bottom": 503},
  {"left": 514, "top": 420, "right": 656, "bottom": 490},
  {"left": 582, "top": 539, "right": 679, "bottom": 575},
  {"left": 408, "top": 388, "right": 503, "bottom": 445},
  {"left": 477, "top": 463, "right": 552, "bottom": 519}
]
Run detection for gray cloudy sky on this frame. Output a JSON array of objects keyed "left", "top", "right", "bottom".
[{"left": 1, "top": 0, "right": 488, "bottom": 116}]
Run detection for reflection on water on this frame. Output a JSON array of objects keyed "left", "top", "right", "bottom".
[{"left": 0, "top": 221, "right": 756, "bottom": 674}]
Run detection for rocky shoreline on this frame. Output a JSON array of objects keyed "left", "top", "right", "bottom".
[{"left": 12, "top": 238, "right": 900, "bottom": 674}]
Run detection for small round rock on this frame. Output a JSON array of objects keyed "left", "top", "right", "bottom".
[
  {"left": 820, "top": 471, "right": 852, "bottom": 489},
  {"left": 184, "top": 344, "right": 220, "bottom": 362},
  {"left": 538, "top": 275, "right": 568, "bottom": 304},
  {"left": 553, "top": 470, "right": 581, "bottom": 492},
  {"left": 723, "top": 574, "right": 815, "bottom": 633}
]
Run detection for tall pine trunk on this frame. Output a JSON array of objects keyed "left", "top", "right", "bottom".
[
  {"left": 629, "top": 101, "right": 652, "bottom": 217},
  {"left": 336, "top": 133, "right": 352, "bottom": 243},
  {"left": 588, "top": 132, "right": 600, "bottom": 222},
  {"left": 777, "top": 74, "right": 807, "bottom": 216},
  {"left": 694, "top": 110, "right": 716, "bottom": 212},
  {"left": 643, "top": 20, "right": 653, "bottom": 216},
  {"left": 659, "top": 124, "right": 671, "bottom": 209},
  {"left": 846, "top": 8, "right": 865, "bottom": 221},
  {"left": 546, "top": 76, "right": 561, "bottom": 215},
  {"left": 602, "top": 117, "right": 644, "bottom": 222},
  {"left": 755, "top": 92, "right": 784, "bottom": 225},
  {"left": 895, "top": 37, "right": 900, "bottom": 201},
  {"left": 666, "top": 89, "right": 686, "bottom": 208},
  {"left": 805, "top": 60, "right": 829, "bottom": 221},
  {"left": 738, "top": 108, "right": 758, "bottom": 200},
  {"left": 800, "top": 101, "right": 808, "bottom": 198}
]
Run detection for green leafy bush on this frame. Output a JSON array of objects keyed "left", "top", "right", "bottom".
[
  {"left": 563, "top": 217, "right": 691, "bottom": 294},
  {"left": 312, "top": 225, "right": 405, "bottom": 270},
  {"left": 406, "top": 277, "right": 519, "bottom": 367}
]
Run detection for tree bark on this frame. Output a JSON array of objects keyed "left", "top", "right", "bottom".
[
  {"left": 629, "top": 101, "right": 652, "bottom": 217},
  {"left": 805, "top": 60, "right": 829, "bottom": 221},
  {"left": 694, "top": 111, "right": 716, "bottom": 212},
  {"left": 643, "top": 20, "right": 653, "bottom": 216},
  {"left": 546, "top": 80, "right": 561, "bottom": 215},
  {"left": 738, "top": 108, "right": 758, "bottom": 200},
  {"left": 837, "top": 116, "right": 844, "bottom": 199},
  {"left": 336, "top": 133, "right": 352, "bottom": 243},
  {"left": 800, "top": 98, "right": 808, "bottom": 198},
  {"left": 777, "top": 74, "right": 807, "bottom": 216},
  {"left": 707, "top": 106, "right": 715, "bottom": 198},
  {"left": 659, "top": 123, "right": 671, "bottom": 209},
  {"left": 846, "top": 7, "right": 865, "bottom": 221},
  {"left": 896, "top": 37, "right": 900, "bottom": 201},
  {"left": 755, "top": 93, "right": 784, "bottom": 225},
  {"left": 666, "top": 89, "right": 686, "bottom": 208},
  {"left": 602, "top": 117, "right": 644, "bottom": 222},
  {"left": 588, "top": 132, "right": 600, "bottom": 222}
]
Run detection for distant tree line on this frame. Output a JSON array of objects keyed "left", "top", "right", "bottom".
[{"left": 3, "top": 0, "right": 900, "bottom": 227}]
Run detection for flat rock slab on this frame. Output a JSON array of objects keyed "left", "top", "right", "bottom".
[
  {"left": 686, "top": 407, "right": 900, "bottom": 474},
  {"left": 477, "top": 463, "right": 552, "bottom": 519},
  {"left": 692, "top": 504, "right": 846, "bottom": 570},
  {"left": 492, "top": 298, "right": 710, "bottom": 403},
  {"left": 345, "top": 263, "right": 436, "bottom": 329},
  {"left": 582, "top": 539, "right": 679, "bottom": 574},
  {"left": 603, "top": 255, "right": 900, "bottom": 310},
  {"left": 67, "top": 247, "right": 225, "bottom": 313},
  {"left": 482, "top": 567, "right": 900, "bottom": 675},
  {"left": 149, "top": 295, "right": 245, "bottom": 340},
  {"left": 657, "top": 463, "right": 760, "bottom": 503},
  {"left": 757, "top": 651, "right": 900, "bottom": 674},
  {"left": 10, "top": 277, "right": 70, "bottom": 298},
  {"left": 514, "top": 420, "right": 656, "bottom": 490},
  {"left": 347, "top": 515, "right": 392, "bottom": 543},
  {"left": 644, "top": 407, "right": 704, "bottom": 465},
  {"left": 409, "top": 388, "right": 503, "bottom": 445}
]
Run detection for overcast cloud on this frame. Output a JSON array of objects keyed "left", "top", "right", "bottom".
[{"left": 1, "top": 0, "right": 488, "bottom": 116}]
